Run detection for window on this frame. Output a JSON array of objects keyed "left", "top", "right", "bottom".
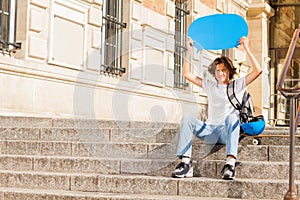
[
  {"left": 174, "top": 0, "right": 189, "bottom": 89},
  {"left": 0, "top": 0, "right": 20, "bottom": 53},
  {"left": 101, "top": 0, "right": 126, "bottom": 76}
]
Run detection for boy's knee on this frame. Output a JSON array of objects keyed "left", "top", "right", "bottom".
[
  {"left": 225, "top": 114, "right": 239, "bottom": 124},
  {"left": 181, "top": 114, "right": 195, "bottom": 125}
]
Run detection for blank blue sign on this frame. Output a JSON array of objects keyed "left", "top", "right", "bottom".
[{"left": 188, "top": 14, "right": 248, "bottom": 51}]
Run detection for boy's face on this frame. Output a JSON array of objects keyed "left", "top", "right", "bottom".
[{"left": 215, "top": 63, "right": 230, "bottom": 84}]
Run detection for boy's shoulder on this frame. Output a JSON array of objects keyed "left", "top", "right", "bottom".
[
  {"left": 234, "top": 76, "right": 245, "bottom": 82},
  {"left": 234, "top": 76, "right": 246, "bottom": 87},
  {"left": 203, "top": 78, "right": 217, "bottom": 88}
]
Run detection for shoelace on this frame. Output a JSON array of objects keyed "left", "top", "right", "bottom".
[
  {"left": 176, "top": 162, "right": 186, "bottom": 169},
  {"left": 221, "top": 164, "right": 234, "bottom": 174}
]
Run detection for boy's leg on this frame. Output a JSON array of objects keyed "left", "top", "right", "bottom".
[
  {"left": 173, "top": 114, "right": 214, "bottom": 178},
  {"left": 218, "top": 114, "right": 240, "bottom": 180},
  {"left": 176, "top": 114, "right": 214, "bottom": 158},
  {"left": 224, "top": 114, "right": 240, "bottom": 158}
]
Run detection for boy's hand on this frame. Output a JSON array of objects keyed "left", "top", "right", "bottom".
[
  {"left": 186, "top": 37, "right": 194, "bottom": 52},
  {"left": 238, "top": 37, "right": 250, "bottom": 52}
]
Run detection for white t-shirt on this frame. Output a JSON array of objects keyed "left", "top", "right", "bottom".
[{"left": 202, "top": 77, "right": 246, "bottom": 125}]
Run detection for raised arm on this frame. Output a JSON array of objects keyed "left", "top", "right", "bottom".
[
  {"left": 182, "top": 37, "right": 203, "bottom": 88},
  {"left": 239, "top": 37, "right": 263, "bottom": 86}
]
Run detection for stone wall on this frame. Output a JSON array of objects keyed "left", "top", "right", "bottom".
[{"left": 0, "top": 0, "right": 271, "bottom": 124}]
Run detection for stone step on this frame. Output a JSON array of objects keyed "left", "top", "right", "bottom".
[
  {"left": 3, "top": 126, "right": 300, "bottom": 151},
  {"left": 0, "top": 140, "right": 173, "bottom": 158},
  {"left": 0, "top": 171, "right": 296, "bottom": 199},
  {"left": 0, "top": 116, "right": 298, "bottom": 199},
  {"left": 0, "top": 187, "right": 257, "bottom": 200},
  {"left": 201, "top": 144, "right": 300, "bottom": 162},
  {"left": 2, "top": 137, "right": 300, "bottom": 162},
  {"left": 2, "top": 125, "right": 300, "bottom": 147},
  {"left": 0, "top": 116, "right": 53, "bottom": 128},
  {"left": 0, "top": 116, "right": 178, "bottom": 129},
  {"left": 0, "top": 155, "right": 121, "bottom": 174},
  {"left": 68, "top": 174, "right": 300, "bottom": 199},
  {"left": 0, "top": 127, "right": 179, "bottom": 143},
  {"left": 1, "top": 154, "right": 299, "bottom": 180},
  {"left": 263, "top": 127, "right": 292, "bottom": 134},
  {"left": 195, "top": 160, "right": 300, "bottom": 180},
  {"left": 239, "top": 134, "right": 300, "bottom": 146},
  {"left": 0, "top": 154, "right": 174, "bottom": 176},
  {"left": 0, "top": 115, "right": 293, "bottom": 135}
]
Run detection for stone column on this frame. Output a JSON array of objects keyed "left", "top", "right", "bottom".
[{"left": 246, "top": 1, "right": 274, "bottom": 121}]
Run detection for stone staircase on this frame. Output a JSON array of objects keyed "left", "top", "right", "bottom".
[{"left": 0, "top": 116, "right": 299, "bottom": 199}]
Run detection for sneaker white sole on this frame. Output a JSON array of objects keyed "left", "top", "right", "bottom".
[{"left": 222, "top": 175, "right": 235, "bottom": 180}]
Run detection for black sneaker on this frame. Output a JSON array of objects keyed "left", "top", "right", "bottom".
[
  {"left": 172, "top": 162, "right": 193, "bottom": 178},
  {"left": 221, "top": 164, "right": 235, "bottom": 180}
]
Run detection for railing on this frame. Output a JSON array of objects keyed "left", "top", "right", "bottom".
[{"left": 276, "top": 28, "right": 300, "bottom": 200}]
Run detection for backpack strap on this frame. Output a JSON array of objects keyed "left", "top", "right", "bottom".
[
  {"left": 227, "top": 80, "right": 255, "bottom": 123},
  {"left": 241, "top": 90, "right": 254, "bottom": 117},
  {"left": 226, "top": 80, "right": 242, "bottom": 111}
]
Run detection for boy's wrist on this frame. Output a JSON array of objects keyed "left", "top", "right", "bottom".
[{"left": 185, "top": 49, "right": 192, "bottom": 57}]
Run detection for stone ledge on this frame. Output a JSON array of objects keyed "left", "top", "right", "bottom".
[
  {"left": 0, "top": 115, "right": 179, "bottom": 129},
  {"left": 0, "top": 127, "right": 179, "bottom": 143},
  {"left": 0, "top": 157, "right": 300, "bottom": 182},
  {"left": 0, "top": 186, "right": 249, "bottom": 200},
  {"left": 0, "top": 170, "right": 298, "bottom": 199},
  {"left": 2, "top": 140, "right": 299, "bottom": 162}
]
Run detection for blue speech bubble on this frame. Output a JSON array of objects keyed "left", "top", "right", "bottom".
[{"left": 188, "top": 14, "right": 248, "bottom": 52}]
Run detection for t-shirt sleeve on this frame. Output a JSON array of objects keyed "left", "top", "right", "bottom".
[
  {"left": 202, "top": 79, "right": 216, "bottom": 93},
  {"left": 202, "top": 79, "right": 208, "bottom": 92},
  {"left": 235, "top": 77, "right": 247, "bottom": 93}
]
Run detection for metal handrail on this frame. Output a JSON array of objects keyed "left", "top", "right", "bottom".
[
  {"left": 276, "top": 28, "right": 300, "bottom": 200},
  {"left": 277, "top": 28, "right": 300, "bottom": 98}
]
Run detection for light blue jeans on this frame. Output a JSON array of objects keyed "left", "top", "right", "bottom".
[{"left": 176, "top": 114, "right": 240, "bottom": 159}]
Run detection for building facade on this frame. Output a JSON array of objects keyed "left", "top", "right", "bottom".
[
  {"left": 269, "top": 0, "right": 300, "bottom": 125},
  {"left": 0, "top": 0, "right": 277, "bottom": 124}
]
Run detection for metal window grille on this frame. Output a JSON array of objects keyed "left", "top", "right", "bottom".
[
  {"left": 101, "top": 0, "right": 126, "bottom": 76},
  {"left": 174, "top": 0, "right": 189, "bottom": 89},
  {"left": 0, "top": 0, "right": 20, "bottom": 53}
]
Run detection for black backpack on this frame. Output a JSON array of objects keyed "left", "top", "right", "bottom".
[
  {"left": 226, "top": 80, "right": 254, "bottom": 123},
  {"left": 226, "top": 80, "right": 265, "bottom": 137}
]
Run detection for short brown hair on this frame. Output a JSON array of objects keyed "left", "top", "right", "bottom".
[{"left": 208, "top": 56, "right": 237, "bottom": 80}]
